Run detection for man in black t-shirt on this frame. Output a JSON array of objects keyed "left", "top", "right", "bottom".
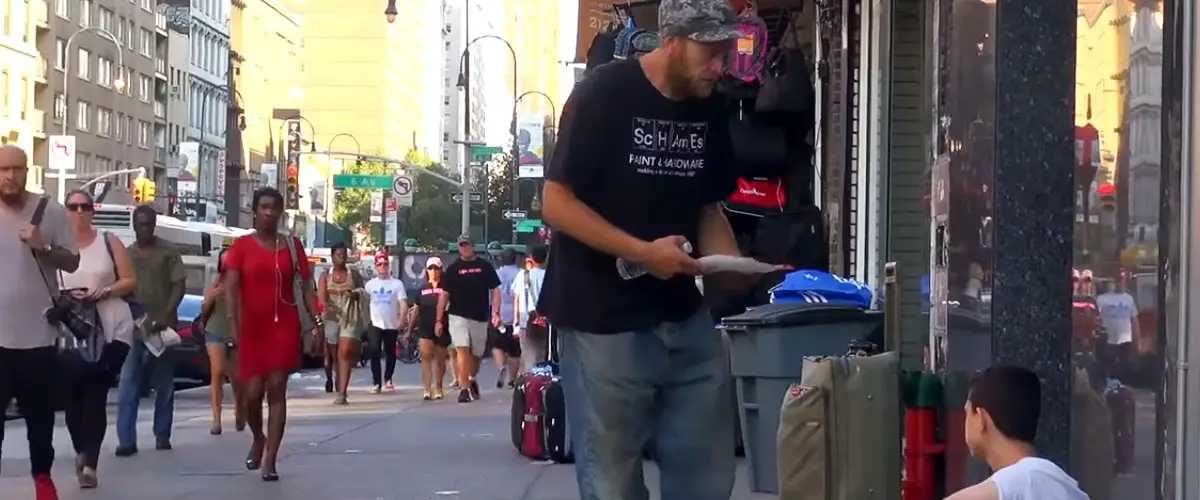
[
  {"left": 539, "top": 0, "right": 746, "bottom": 498},
  {"left": 436, "top": 235, "right": 501, "bottom": 403}
]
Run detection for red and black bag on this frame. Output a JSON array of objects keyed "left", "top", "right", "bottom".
[
  {"left": 511, "top": 325, "right": 573, "bottom": 463},
  {"left": 722, "top": 177, "right": 787, "bottom": 218}
]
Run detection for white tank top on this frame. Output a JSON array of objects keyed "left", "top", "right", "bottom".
[{"left": 60, "top": 232, "right": 134, "bottom": 344}]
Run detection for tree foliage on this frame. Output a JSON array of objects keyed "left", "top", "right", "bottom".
[
  {"left": 481, "top": 152, "right": 540, "bottom": 245},
  {"left": 403, "top": 152, "right": 460, "bottom": 249}
]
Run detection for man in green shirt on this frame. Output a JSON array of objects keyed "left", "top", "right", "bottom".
[{"left": 114, "top": 206, "right": 186, "bottom": 456}]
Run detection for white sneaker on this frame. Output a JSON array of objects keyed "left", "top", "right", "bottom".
[{"left": 370, "top": 385, "right": 382, "bottom": 394}]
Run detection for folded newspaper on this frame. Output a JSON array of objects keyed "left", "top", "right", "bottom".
[
  {"left": 698, "top": 255, "right": 791, "bottom": 275},
  {"left": 138, "top": 316, "right": 182, "bottom": 357}
]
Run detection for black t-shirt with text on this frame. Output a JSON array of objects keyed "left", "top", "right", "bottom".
[
  {"left": 441, "top": 257, "right": 501, "bottom": 322},
  {"left": 540, "top": 60, "right": 737, "bottom": 334},
  {"left": 416, "top": 282, "right": 445, "bottom": 333}
]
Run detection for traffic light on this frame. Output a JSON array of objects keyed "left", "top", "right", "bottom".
[
  {"left": 132, "top": 177, "right": 150, "bottom": 203},
  {"left": 143, "top": 178, "right": 156, "bottom": 202},
  {"left": 285, "top": 162, "right": 299, "bottom": 210},
  {"left": 1098, "top": 183, "right": 1116, "bottom": 212}
]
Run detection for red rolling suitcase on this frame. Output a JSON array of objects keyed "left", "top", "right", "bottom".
[{"left": 511, "top": 325, "right": 573, "bottom": 462}]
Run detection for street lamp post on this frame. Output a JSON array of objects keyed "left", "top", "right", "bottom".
[
  {"left": 56, "top": 27, "right": 125, "bottom": 203},
  {"left": 512, "top": 90, "right": 556, "bottom": 242},
  {"left": 456, "top": 34, "right": 517, "bottom": 239}
]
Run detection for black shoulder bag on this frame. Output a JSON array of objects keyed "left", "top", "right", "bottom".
[
  {"left": 29, "top": 198, "right": 102, "bottom": 346},
  {"left": 522, "top": 270, "right": 548, "bottom": 341}
]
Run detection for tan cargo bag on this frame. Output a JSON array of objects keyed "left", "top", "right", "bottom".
[{"left": 778, "top": 352, "right": 901, "bottom": 500}]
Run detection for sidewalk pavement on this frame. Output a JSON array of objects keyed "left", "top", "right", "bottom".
[{"left": 1, "top": 362, "right": 777, "bottom": 500}]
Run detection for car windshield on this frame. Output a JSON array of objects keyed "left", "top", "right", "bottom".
[{"left": 177, "top": 295, "right": 203, "bottom": 322}]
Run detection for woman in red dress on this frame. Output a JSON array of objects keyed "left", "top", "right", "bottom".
[{"left": 223, "top": 188, "right": 322, "bottom": 481}]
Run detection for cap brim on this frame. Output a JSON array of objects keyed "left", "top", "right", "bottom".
[{"left": 688, "top": 25, "right": 743, "bottom": 42}]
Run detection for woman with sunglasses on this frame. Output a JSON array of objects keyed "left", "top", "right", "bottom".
[
  {"left": 407, "top": 257, "right": 450, "bottom": 400},
  {"left": 198, "top": 248, "right": 245, "bottom": 435},
  {"left": 223, "top": 188, "right": 323, "bottom": 481},
  {"left": 59, "top": 190, "right": 136, "bottom": 489}
]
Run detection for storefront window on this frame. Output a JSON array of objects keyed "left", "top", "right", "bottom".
[{"left": 1070, "top": 0, "right": 1175, "bottom": 498}]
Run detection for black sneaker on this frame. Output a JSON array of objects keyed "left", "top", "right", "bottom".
[
  {"left": 457, "top": 388, "right": 472, "bottom": 403},
  {"left": 155, "top": 438, "right": 172, "bottom": 451},
  {"left": 496, "top": 368, "right": 507, "bottom": 389},
  {"left": 470, "top": 380, "right": 481, "bottom": 400},
  {"left": 114, "top": 445, "right": 138, "bottom": 457},
  {"left": 324, "top": 378, "right": 334, "bottom": 393}
]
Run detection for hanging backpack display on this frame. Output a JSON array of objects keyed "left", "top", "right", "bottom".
[
  {"left": 613, "top": 17, "right": 660, "bottom": 60},
  {"left": 724, "top": 1, "right": 770, "bottom": 83},
  {"left": 723, "top": 177, "right": 787, "bottom": 218}
]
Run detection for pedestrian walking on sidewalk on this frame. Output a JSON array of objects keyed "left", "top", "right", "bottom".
[
  {"left": 115, "top": 205, "right": 186, "bottom": 457},
  {"left": 409, "top": 257, "right": 450, "bottom": 400},
  {"left": 319, "top": 243, "right": 366, "bottom": 404},
  {"left": 223, "top": 187, "right": 324, "bottom": 481},
  {"left": 0, "top": 144, "right": 81, "bottom": 500},
  {"left": 364, "top": 253, "right": 407, "bottom": 393},
  {"left": 538, "top": 0, "right": 755, "bottom": 497},
  {"left": 198, "top": 248, "right": 246, "bottom": 435},
  {"left": 490, "top": 249, "right": 523, "bottom": 388},
  {"left": 436, "top": 235, "right": 502, "bottom": 403},
  {"left": 511, "top": 245, "right": 548, "bottom": 374},
  {"left": 59, "top": 190, "right": 137, "bottom": 490}
]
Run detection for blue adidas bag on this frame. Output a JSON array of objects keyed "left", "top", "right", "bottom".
[{"left": 769, "top": 270, "right": 873, "bottom": 308}]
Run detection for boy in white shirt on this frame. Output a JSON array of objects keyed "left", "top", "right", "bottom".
[
  {"left": 511, "top": 245, "right": 548, "bottom": 373},
  {"left": 947, "top": 365, "right": 1089, "bottom": 500}
]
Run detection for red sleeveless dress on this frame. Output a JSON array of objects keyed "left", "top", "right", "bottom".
[{"left": 224, "top": 235, "right": 310, "bottom": 381}]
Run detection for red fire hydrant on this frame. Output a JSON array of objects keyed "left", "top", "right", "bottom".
[{"left": 903, "top": 372, "right": 944, "bottom": 500}]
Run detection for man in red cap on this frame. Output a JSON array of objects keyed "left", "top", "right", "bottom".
[{"left": 364, "top": 253, "right": 408, "bottom": 393}]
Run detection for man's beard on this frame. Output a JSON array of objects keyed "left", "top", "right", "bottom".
[
  {"left": 0, "top": 189, "right": 25, "bottom": 207},
  {"left": 665, "top": 58, "right": 698, "bottom": 98}
]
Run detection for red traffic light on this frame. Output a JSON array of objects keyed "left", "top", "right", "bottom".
[
  {"left": 1097, "top": 183, "right": 1116, "bottom": 196},
  {"left": 286, "top": 164, "right": 299, "bottom": 178}
]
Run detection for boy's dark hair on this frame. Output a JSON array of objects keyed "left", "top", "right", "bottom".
[
  {"left": 132, "top": 204, "right": 157, "bottom": 220},
  {"left": 967, "top": 365, "right": 1041, "bottom": 444},
  {"left": 498, "top": 248, "right": 518, "bottom": 266},
  {"left": 252, "top": 187, "right": 283, "bottom": 212},
  {"left": 331, "top": 242, "right": 348, "bottom": 255},
  {"left": 530, "top": 245, "right": 548, "bottom": 264}
]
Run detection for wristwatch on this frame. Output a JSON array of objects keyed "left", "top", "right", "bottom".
[{"left": 39, "top": 243, "right": 52, "bottom": 253}]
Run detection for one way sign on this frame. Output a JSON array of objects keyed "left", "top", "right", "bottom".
[{"left": 502, "top": 210, "right": 527, "bottom": 221}]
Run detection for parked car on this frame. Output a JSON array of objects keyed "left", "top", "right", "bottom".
[{"left": 139, "top": 294, "right": 209, "bottom": 395}]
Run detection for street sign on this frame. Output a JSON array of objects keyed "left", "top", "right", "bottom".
[
  {"left": 515, "top": 218, "right": 544, "bottom": 233},
  {"left": 469, "top": 145, "right": 503, "bottom": 163},
  {"left": 369, "top": 191, "right": 383, "bottom": 222},
  {"left": 392, "top": 174, "right": 414, "bottom": 207},
  {"left": 333, "top": 174, "right": 392, "bottom": 189},
  {"left": 502, "top": 210, "right": 527, "bottom": 221},
  {"left": 449, "top": 192, "right": 483, "bottom": 203},
  {"left": 49, "top": 135, "right": 76, "bottom": 171},
  {"left": 385, "top": 198, "right": 397, "bottom": 211}
]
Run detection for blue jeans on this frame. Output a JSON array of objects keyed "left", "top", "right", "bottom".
[
  {"left": 115, "top": 340, "right": 176, "bottom": 447},
  {"left": 559, "top": 310, "right": 735, "bottom": 500}
]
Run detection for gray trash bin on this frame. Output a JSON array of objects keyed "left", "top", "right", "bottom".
[{"left": 721, "top": 302, "right": 884, "bottom": 494}]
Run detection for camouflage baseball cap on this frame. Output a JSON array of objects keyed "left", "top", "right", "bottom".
[{"left": 658, "top": 0, "right": 741, "bottom": 43}]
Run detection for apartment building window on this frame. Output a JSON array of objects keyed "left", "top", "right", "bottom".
[
  {"left": 115, "top": 111, "right": 124, "bottom": 140},
  {"left": 97, "top": 107, "right": 111, "bottom": 136},
  {"left": 125, "top": 116, "right": 133, "bottom": 143},
  {"left": 77, "top": 153, "right": 91, "bottom": 174},
  {"left": 98, "top": 57, "right": 112, "bottom": 87},
  {"left": 125, "top": 20, "right": 133, "bottom": 47},
  {"left": 139, "top": 28, "right": 152, "bottom": 56},
  {"left": 53, "top": 93, "right": 66, "bottom": 123},
  {"left": 97, "top": 156, "right": 111, "bottom": 173},
  {"left": 115, "top": 16, "right": 124, "bottom": 43},
  {"left": 140, "top": 0, "right": 151, "bottom": 11},
  {"left": 54, "top": 39, "right": 66, "bottom": 70},
  {"left": 76, "top": 100, "right": 90, "bottom": 131},
  {"left": 78, "top": 0, "right": 91, "bottom": 27},
  {"left": 137, "top": 120, "right": 149, "bottom": 148},
  {"left": 123, "top": 67, "right": 133, "bottom": 96},
  {"left": 76, "top": 48, "right": 90, "bottom": 80},
  {"left": 98, "top": 7, "right": 113, "bottom": 31},
  {"left": 137, "top": 74, "right": 150, "bottom": 102},
  {"left": 55, "top": 0, "right": 68, "bottom": 18}
]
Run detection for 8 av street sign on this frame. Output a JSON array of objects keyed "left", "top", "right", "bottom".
[
  {"left": 449, "top": 192, "right": 483, "bottom": 203},
  {"left": 333, "top": 174, "right": 392, "bottom": 189}
]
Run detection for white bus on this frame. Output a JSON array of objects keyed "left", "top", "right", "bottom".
[{"left": 91, "top": 203, "right": 253, "bottom": 293}]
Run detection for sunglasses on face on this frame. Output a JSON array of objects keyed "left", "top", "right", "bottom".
[{"left": 66, "top": 203, "right": 94, "bottom": 212}]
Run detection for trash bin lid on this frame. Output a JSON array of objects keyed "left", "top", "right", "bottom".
[{"left": 720, "top": 302, "right": 881, "bottom": 329}]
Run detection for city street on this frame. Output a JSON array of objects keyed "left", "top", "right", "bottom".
[{"left": 0, "top": 362, "right": 774, "bottom": 500}]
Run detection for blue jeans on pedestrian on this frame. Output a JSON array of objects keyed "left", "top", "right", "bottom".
[
  {"left": 115, "top": 340, "right": 175, "bottom": 447},
  {"left": 558, "top": 310, "right": 736, "bottom": 500}
]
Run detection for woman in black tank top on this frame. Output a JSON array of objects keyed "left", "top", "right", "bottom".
[{"left": 407, "top": 259, "right": 449, "bottom": 400}]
